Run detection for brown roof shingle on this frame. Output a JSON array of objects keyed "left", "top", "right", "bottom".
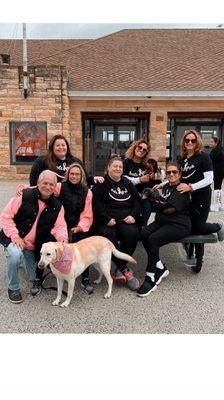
[{"left": 1, "top": 29, "right": 224, "bottom": 91}]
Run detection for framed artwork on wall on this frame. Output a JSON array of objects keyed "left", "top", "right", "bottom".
[{"left": 9, "top": 121, "right": 47, "bottom": 164}]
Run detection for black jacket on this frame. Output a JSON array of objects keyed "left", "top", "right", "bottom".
[
  {"left": 0, "top": 188, "right": 62, "bottom": 261},
  {"left": 210, "top": 145, "right": 224, "bottom": 178}
]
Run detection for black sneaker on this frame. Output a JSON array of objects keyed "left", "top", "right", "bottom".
[
  {"left": 155, "top": 265, "right": 169, "bottom": 285},
  {"left": 81, "top": 278, "right": 94, "bottom": 295},
  {"left": 136, "top": 276, "right": 157, "bottom": 297},
  {"left": 30, "top": 279, "right": 42, "bottom": 296},
  {"left": 8, "top": 288, "right": 23, "bottom": 304}
]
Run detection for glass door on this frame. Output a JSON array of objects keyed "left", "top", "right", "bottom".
[{"left": 93, "top": 124, "right": 137, "bottom": 175}]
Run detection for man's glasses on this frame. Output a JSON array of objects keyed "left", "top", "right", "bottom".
[
  {"left": 185, "top": 138, "right": 197, "bottom": 144},
  {"left": 137, "top": 145, "right": 148, "bottom": 153},
  {"left": 166, "top": 170, "right": 179, "bottom": 175}
]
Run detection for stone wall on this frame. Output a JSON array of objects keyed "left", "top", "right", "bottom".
[{"left": 0, "top": 65, "right": 69, "bottom": 180}]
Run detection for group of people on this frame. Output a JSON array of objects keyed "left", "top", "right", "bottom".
[{"left": 0, "top": 131, "right": 224, "bottom": 303}]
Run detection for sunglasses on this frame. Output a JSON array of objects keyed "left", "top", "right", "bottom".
[
  {"left": 185, "top": 138, "right": 197, "bottom": 144},
  {"left": 166, "top": 170, "right": 179, "bottom": 175},
  {"left": 137, "top": 145, "right": 148, "bottom": 152}
]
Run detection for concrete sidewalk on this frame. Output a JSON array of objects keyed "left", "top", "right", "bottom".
[{"left": 0, "top": 181, "right": 224, "bottom": 334}]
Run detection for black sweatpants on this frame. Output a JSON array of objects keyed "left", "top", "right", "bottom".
[
  {"left": 190, "top": 189, "right": 220, "bottom": 235},
  {"left": 95, "top": 222, "right": 139, "bottom": 272},
  {"left": 141, "top": 221, "right": 190, "bottom": 274}
]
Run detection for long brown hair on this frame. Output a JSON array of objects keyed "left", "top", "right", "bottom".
[
  {"left": 125, "top": 140, "right": 150, "bottom": 162},
  {"left": 180, "top": 130, "right": 204, "bottom": 157},
  {"left": 46, "top": 134, "right": 72, "bottom": 170}
]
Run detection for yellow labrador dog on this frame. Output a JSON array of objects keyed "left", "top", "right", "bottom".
[{"left": 38, "top": 236, "right": 136, "bottom": 307}]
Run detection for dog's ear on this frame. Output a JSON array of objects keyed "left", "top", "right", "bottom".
[{"left": 55, "top": 242, "right": 64, "bottom": 261}]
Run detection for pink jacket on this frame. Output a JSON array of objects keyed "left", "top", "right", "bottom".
[{"left": 0, "top": 194, "right": 68, "bottom": 250}]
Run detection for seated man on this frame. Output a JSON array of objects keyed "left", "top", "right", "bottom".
[{"left": 0, "top": 170, "right": 68, "bottom": 304}]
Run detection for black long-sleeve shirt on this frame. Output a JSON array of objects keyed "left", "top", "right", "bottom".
[
  {"left": 92, "top": 175, "right": 141, "bottom": 225},
  {"left": 29, "top": 154, "right": 94, "bottom": 186}
]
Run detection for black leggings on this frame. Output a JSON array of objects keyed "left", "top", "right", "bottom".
[
  {"left": 95, "top": 222, "right": 139, "bottom": 273},
  {"left": 190, "top": 189, "right": 220, "bottom": 235},
  {"left": 141, "top": 221, "right": 190, "bottom": 274}
]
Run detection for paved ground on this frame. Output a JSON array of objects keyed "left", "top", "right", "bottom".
[{"left": 0, "top": 181, "right": 224, "bottom": 333}]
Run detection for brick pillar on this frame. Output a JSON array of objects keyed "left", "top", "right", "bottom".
[{"left": 149, "top": 111, "right": 167, "bottom": 166}]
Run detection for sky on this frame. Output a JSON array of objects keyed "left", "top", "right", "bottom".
[{"left": 0, "top": 22, "right": 223, "bottom": 39}]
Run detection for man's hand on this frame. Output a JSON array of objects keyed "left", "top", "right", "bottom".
[
  {"left": 12, "top": 236, "right": 25, "bottom": 249},
  {"left": 107, "top": 218, "right": 116, "bottom": 226},
  {"left": 123, "top": 215, "right": 135, "bottom": 224}
]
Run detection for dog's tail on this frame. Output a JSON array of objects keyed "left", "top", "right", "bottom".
[{"left": 112, "top": 248, "right": 137, "bottom": 264}]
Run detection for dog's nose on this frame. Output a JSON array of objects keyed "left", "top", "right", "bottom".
[{"left": 38, "top": 261, "right": 45, "bottom": 268}]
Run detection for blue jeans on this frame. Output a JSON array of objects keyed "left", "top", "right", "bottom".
[{"left": 5, "top": 243, "right": 37, "bottom": 290}]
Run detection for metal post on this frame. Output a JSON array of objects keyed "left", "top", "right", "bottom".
[{"left": 23, "top": 23, "right": 28, "bottom": 99}]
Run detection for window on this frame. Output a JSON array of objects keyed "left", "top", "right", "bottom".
[
  {"left": 0, "top": 54, "right": 10, "bottom": 64},
  {"left": 10, "top": 121, "right": 47, "bottom": 164}
]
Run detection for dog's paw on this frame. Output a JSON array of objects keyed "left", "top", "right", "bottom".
[
  {"left": 104, "top": 293, "right": 111, "bottom": 299},
  {"left": 60, "top": 301, "right": 69, "bottom": 307},
  {"left": 94, "top": 279, "right": 101, "bottom": 285},
  {"left": 52, "top": 299, "right": 60, "bottom": 306}
]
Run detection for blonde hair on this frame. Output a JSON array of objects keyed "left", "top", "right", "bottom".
[
  {"left": 180, "top": 130, "right": 204, "bottom": 157},
  {"left": 125, "top": 140, "right": 150, "bottom": 162},
  {"left": 63, "top": 163, "right": 86, "bottom": 185}
]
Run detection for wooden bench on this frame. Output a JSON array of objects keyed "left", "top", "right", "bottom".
[{"left": 177, "top": 234, "right": 218, "bottom": 273}]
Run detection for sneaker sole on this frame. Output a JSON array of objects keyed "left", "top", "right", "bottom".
[
  {"left": 8, "top": 298, "right": 23, "bottom": 304},
  {"left": 30, "top": 289, "right": 42, "bottom": 297},
  {"left": 137, "top": 284, "right": 157, "bottom": 297},
  {"left": 184, "top": 262, "right": 197, "bottom": 267},
  {"left": 156, "top": 270, "right": 170, "bottom": 285}
]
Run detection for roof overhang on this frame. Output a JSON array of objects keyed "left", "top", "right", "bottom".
[{"left": 69, "top": 90, "right": 224, "bottom": 100}]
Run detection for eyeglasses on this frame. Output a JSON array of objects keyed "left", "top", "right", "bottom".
[
  {"left": 70, "top": 173, "right": 81, "bottom": 177},
  {"left": 137, "top": 145, "right": 148, "bottom": 153},
  {"left": 185, "top": 138, "right": 197, "bottom": 144},
  {"left": 166, "top": 170, "right": 179, "bottom": 175}
]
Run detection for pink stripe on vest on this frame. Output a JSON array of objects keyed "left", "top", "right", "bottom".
[{"left": 52, "top": 244, "right": 73, "bottom": 274}]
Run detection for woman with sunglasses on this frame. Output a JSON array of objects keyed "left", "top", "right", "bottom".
[
  {"left": 176, "top": 130, "right": 224, "bottom": 265},
  {"left": 137, "top": 163, "right": 191, "bottom": 297},
  {"left": 123, "top": 140, "right": 152, "bottom": 226}
]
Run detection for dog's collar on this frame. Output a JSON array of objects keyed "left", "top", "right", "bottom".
[{"left": 52, "top": 244, "right": 73, "bottom": 274}]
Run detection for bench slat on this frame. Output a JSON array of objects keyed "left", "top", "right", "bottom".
[{"left": 178, "top": 234, "right": 218, "bottom": 244}]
